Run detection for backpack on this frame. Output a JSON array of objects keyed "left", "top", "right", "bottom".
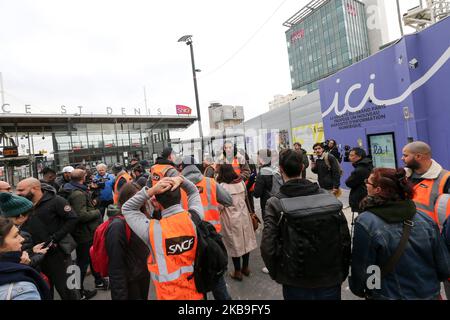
[
  {"left": 187, "top": 210, "right": 228, "bottom": 294},
  {"left": 270, "top": 167, "right": 284, "bottom": 196},
  {"left": 89, "top": 215, "right": 131, "bottom": 277},
  {"left": 273, "top": 191, "right": 351, "bottom": 281},
  {"left": 324, "top": 152, "right": 343, "bottom": 177}
]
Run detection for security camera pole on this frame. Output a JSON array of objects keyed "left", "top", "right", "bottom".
[{"left": 178, "top": 35, "right": 204, "bottom": 161}]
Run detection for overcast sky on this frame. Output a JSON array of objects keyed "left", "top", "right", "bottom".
[{"left": 0, "top": 0, "right": 420, "bottom": 146}]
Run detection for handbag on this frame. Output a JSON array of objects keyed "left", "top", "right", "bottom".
[
  {"left": 58, "top": 233, "right": 78, "bottom": 255},
  {"left": 244, "top": 183, "right": 261, "bottom": 231}
]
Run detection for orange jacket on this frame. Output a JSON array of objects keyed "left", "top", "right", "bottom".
[
  {"left": 412, "top": 170, "right": 450, "bottom": 228},
  {"left": 147, "top": 211, "right": 203, "bottom": 300},
  {"left": 113, "top": 172, "right": 133, "bottom": 204},
  {"left": 181, "top": 177, "right": 221, "bottom": 233}
]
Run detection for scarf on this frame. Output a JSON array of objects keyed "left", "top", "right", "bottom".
[
  {"left": 360, "top": 196, "right": 416, "bottom": 223},
  {"left": 0, "top": 251, "right": 52, "bottom": 300}
]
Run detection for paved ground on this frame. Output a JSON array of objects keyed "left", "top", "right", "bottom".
[
  {"left": 74, "top": 176, "right": 448, "bottom": 300},
  {"left": 83, "top": 178, "right": 362, "bottom": 300}
]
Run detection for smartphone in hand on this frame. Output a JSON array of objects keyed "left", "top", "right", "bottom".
[{"left": 43, "top": 239, "right": 54, "bottom": 249}]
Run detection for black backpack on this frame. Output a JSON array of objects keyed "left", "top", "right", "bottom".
[
  {"left": 188, "top": 210, "right": 228, "bottom": 294},
  {"left": 274, "top": 190, "right": 351, "bottom": 283}
]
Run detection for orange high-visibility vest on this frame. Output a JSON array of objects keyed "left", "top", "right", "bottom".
[
  {"left": 150, "top": 164, "right": 174, "bottom": 186},
  {"left": 245, "top": 178, "right": 255, "bottom": 193},
  {"left": 147, "top": 211, "right": 203, "bottom": 300},
  {"left": 113, "top": 172, "right": 133, "bottom": 204},
  {"left": 231, "top": 157, "right": 241, "bottom": 177},
  {"left": 181, "top": 177, "right": 221, "bottom": 232},
  {"left": 412, "top": 170, "right": 450, "bottom": 228}
]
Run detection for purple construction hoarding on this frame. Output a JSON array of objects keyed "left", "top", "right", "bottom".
[{"left": 319, "top": 17, "right": 450, "bottom": 182}]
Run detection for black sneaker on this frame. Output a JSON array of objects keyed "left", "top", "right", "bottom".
[
  {"left": 95, "top": 279, "right": 109, "bottom": 291},
  {"left": 80, "top": 289, "right": 97, "bottom": 300}
]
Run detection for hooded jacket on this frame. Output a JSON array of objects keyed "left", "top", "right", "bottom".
[
  {"left": 254, "top": 164, "right": 274, "bottom": 216},
  {"left": 261, "top": 179, "right": 351, "bottom": 288},
  {"left": 21, "top": 184, "right": 79, "bottom": 251},
  {"left": 350, "top": 198, "right": 450, "bottom": 299},
  {"left": 406, "top": 159, "right": 450, "bottom": 193},
  {"left": 345, "top": 157, "right": 373, "bottom": 212},
  {"left": 105, "top": 208, "right": 150, "bottom": 300},
  {"left": 63, "top": 181, "right": 102, "bottom": 244},
  {"left": 181, "top": 165, "right": 233, "bottom": 207}
]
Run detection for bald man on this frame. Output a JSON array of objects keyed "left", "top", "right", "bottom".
[
  {"left": 0, "top": 181, "right": 11, "bottom": 193},
  {"left": 402, "top": 141, "right": 450, "bottom": 223},
  {"left": 403, "top": 141, "right": 450, "bottom": 299},
  {"left": 16, "top": 177, "right": 80, "bottom": 300}
]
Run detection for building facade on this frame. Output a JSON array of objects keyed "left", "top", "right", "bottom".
[
  {"left": 284, "top": 0, "right": 371, "bottom": 93},
  {"left": 208, "top": 102, "right": 244, "bottom": 135},
  {"left": 0, "top": 114, "right": 196, "bottom": 184}
]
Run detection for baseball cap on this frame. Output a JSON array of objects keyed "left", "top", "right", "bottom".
[{"left": 62, "top": 166, "right": 75, "bottom": 173}]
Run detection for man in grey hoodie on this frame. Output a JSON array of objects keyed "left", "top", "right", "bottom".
[{"left": 179, "top": 155, "right": 233, "bottom": 300}]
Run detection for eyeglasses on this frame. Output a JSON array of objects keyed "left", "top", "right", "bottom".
[{"left": 364, "top": 179, "right": 376, "bottom": 187}]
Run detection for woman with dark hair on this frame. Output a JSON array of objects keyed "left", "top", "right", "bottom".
[
  {"left": 328, "top": 140, "right": 342, "bottom": 163},
  {"left": 217, "top": 164, "right": 257, "bottom": 281},
  {"left": 0, "top": 216, "right": 51, "bottom": 300},
  {"left": 350, "top": 168, "right": 450, "bottom": 300},
  {"left": 105, "top": 182, "right": 150, "bottom": 300},
  {"left": 218, "top": 141, "right": 251, "bottom": 181}
]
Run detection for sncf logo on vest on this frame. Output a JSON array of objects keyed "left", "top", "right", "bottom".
[{"left": 166, "top": 236, "right": 195, "bottom": 255}]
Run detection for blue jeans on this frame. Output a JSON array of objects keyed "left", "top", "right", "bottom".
[
  {"left": 282, "top": 285, "right": 341, "bottom": 300},
  {"left": 212, "top": 275, "right": 232, "bottom": 300}
]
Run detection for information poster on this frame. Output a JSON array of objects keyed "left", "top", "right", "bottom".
[
  {"left": 291, "top": 122, "right": 324, "bottom": 154},
  {"left": 368, "top": 133, "right": 397, "bottom": 169}
]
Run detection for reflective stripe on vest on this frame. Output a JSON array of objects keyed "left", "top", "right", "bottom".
[
  {"left": 181, "top": 177, "right": 221, "bottom": 232},
  {"left": 113, "top": 172, "right": 133, "bottom": 204},
  {"left": 147, "top": 211, "right": 203, "bottom": 300},
  {"left": 434, "top": 194, "right": 450, "bottom": 227},
  {"left": 150, "top": 164, "right": 173, "bottom": 185},
  {"left": 413, "top": 170, "right": 449, "bottom": 224}
]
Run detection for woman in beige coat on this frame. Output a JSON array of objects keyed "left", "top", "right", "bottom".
[{"left": 217, "top": 164, "right": 257, "bottom": 281}]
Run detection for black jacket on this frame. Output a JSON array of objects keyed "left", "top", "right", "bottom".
[
  {"left": 311, "top": 153, "right": 341, "bottom": 190},
  {"left": 345, "top": 157, "right": 373, "bottom": 212},
  {"left": 21, "top": 184, "right": 79, "bottom": 252},
  {"left": 254, "top": 164, "right": 273, "bottom": 216},
  {"left": 329, "top": 147, "right": 342, "bottom": 163},
  {"left": 105, "top": 216, "right": 150, "bottom": 300},
  {"left": 19, "top": 229, "right": 44, "bottom": 269},
  {"left": 261, "top": 179, "right": 351, "bottom": 288}
]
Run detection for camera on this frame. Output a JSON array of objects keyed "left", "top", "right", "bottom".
[
  {"left": 92, "top": 177, "right": 109, "bottom": 189},
  {"left": 409, "top": 58, "right": 419, "bottom": 69},
  {"left": 344, "top": 145, "right": 351, "bottom": 162}
]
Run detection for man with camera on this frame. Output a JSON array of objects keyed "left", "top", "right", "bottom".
[
  {"left": 94, "top": 163, "right": 115, "bottom": 217},
  {"left": 63, "top": 169, "right": 105, "bottom": 299}
]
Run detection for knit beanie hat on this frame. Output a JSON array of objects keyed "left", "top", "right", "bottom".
[{"left": 0, "top": 192, "right": 34, "bottom": 218}]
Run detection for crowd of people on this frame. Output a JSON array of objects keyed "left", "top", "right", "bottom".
[{"left": 0, "top": 139, "right": 449, "bottom": 300}]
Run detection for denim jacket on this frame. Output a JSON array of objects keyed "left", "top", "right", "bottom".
[
  {"left": 0, "top": 282, "right": 41, "bottom": 300},
  {"left": 350, "top": 210, "right": 450, "bottom": 300}
]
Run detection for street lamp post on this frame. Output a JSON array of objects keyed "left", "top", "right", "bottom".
[{"left": 178, "top": 35, "right": 204, "bottom": 161}]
